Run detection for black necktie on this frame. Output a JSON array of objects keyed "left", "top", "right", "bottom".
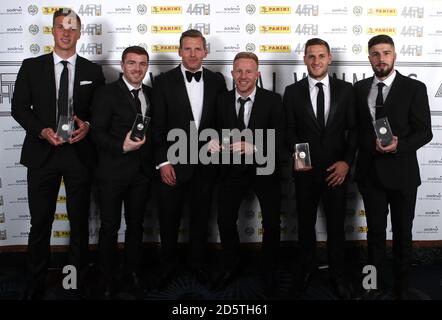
[
  {"left": 316, "top": 82, "right": 325, "bottom": 130},
  {"left": 375, "top": 82, "right": 386, "bottom": 119},
  {"left": 185, "top": 70, "right": 202, "bottom": 82},
  {"left": 237, "top": 97, "right": 250, "bottom": 131},
  {"left": 131, "top": 88, "right": 142, "bottom": 114},
  {"left": 58, "top": 61, "right": 69, "bottom": 117}
]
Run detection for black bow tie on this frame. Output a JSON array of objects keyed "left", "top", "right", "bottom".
[{"left": 185, "top": 70, "right": 202, "bottom": 83}]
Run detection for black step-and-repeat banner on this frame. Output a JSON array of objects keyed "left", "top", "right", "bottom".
[{"left": 0, "top": 0, "right": 441, "bottom": 247}]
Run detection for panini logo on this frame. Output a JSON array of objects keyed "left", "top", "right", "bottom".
[
  {"left": 367, "top": 27, "right": 396, "bottom": 35},
  {"left": 151, "top": 6, "right": 182, "bottom": 14},
  {"left": 54, "top": 213, "right": 68, "bottom": 221},
  {"left": 44, "top": 45, "right": 53, "bottom": 53},
  {"left": 260, "top": 6, "right": 291, "bottom": 14},
  {"left": 152, "top": 45, "right": 179, "bottom": 53},
  {"left": 259, "top": 25, "right": 291, "bottom": 33},
  {"left": 367, "top": 8, "right": 397, "bottom": 16},
  {"left": 151, "top": 25, "right": 182, "bottom": 33},
  {"left": 43, "top": 26, "right": 52, "bottom": 34},
  {"left": 53, "top": 230, "right": 70, "bottom": 238},
  {"left": 260, "top": 45, "right": 290, "bottom": 53},
  {"left": 57, "top": 195, "right": 66, "bottom": 203},
  {"left": 42, "top": 7, "right": 64, "bottom": 15},
  {"left": 358, "top": 226, "right": 368, "bottom": 233}
]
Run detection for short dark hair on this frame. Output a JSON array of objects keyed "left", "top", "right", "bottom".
[
  {"left": 53, "top": 8, "right": 81, "bottom": 28},
  {"left": 233, "top": 52, "right": 259, "bottom": 67},
  {"left": 122, "top": 46, "right": 149, "bottom": 62},
  {"left": 368, "top": 34, "right": 395, "bottom": 49},
  {"left": 179, "top": 29, "right": 207, "bottom": 49},
  {"left": 304, "top": 38, "right": 330, "bottom": 55}
]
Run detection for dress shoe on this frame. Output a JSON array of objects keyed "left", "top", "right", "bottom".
[
  {"left": 331, "top": 278, "right": 353, "bottom": 299},
  {"left": 212, "top": 270, "right": 237, "bottom": 291}
]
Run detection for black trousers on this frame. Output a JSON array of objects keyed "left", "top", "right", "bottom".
[
  {"left": 97, "top": 174, "right": 150, "bottom": 281},
  {"left": 26, "top": 144, "right": 91, "bottom": 290},
  {"left": 156, "top": 169, "right": 213, "bottom": 271},
  {"left": 217, "top": 172, "right": 281, "bottom": 272},
  {"left": 294, "top": 169, "right": 347, "bottom": 280},
  {"left": 358, "top": 172, "right": 417, "bottom": 292}
]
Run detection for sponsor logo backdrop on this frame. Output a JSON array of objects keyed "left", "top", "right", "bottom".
[{"left": 0, "top": 0, "right": 441, "bottom": 246}]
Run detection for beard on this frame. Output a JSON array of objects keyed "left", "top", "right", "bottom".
[{"left": 373, "top": 63, "right": 394, "bottom": 78}]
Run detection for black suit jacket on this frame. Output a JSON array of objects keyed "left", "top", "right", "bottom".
[
  {"left": 284, "top": 76, "right": 357, "bottom": 174},
  {"left": 216, "top": 87, "right": 285, "bottom": 178},
  {"left": 354, "top": 71, "right": 432, "bottom": 189},
  {"left": 151, "top": 65, "right": 227, "bottom": 183},
  {"left": 11, "top": 52, "right": 105, "bottom": 169},
  {"left": 91, "top": 77, "right": 153, "bottom": 182}
]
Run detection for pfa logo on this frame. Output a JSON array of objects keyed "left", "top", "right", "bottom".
[
  {"left": 246, "top": 4, "right": 256, "bottom": 15},
  {"left": 28, "top": 5, "right": 38, "bottom": 16},
  {"left": 246, "top": 24, "right": 256, "bottom": 34},
  {"left": 137, "top": 4, "right": 147, "bottom": 15},
  {"left": 29, "top": 24, "right": 39, "bottom": 35},
  {"left": 246, "top": 43, "right": 256, "bottom": 52},
  {"left": 30, "top": 43, "right": 40, "bottom": 54},
  {"left": 137, "top": 24, "right": 147, "bottom": 34}
]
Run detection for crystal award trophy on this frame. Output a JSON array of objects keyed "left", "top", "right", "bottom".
[
  {"left": 373, "top": 116, "right": 393, "bottom": 146},
  {"left": 130, "top": 114, "right": 151, "bottom": 141},
  {"left": 294, "top": 143, "right": 312, "bottom": 170},
  {"left": 56, "top": 98, "right": 74, "bottom": 142}
]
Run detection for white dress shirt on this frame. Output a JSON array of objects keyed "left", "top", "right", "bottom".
[
  {"left": 181, "top": 64, "right": 204, "bottom": 130},
  {"left": 53, "top": 52, "right": 76, "bottom": 118},
  {"left": 122, "top": 76, "right": 148, "bottom": 116},
  {"left": 308, "top": 75, "right": 331, "bottom": 125},
  {"left": 367, "top": 70, "right": 396, "bottom": 121},
  {"left": 235, "top": 87, "right": 256, "bottom": 128}
]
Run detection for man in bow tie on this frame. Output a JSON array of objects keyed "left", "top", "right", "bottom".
[{"left": 151, "top": 29, "right": 227, "bottom": 288}]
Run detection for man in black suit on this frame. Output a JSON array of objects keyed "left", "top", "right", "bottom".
[
  {"left": 284, "top": 38, "right": 357, "bottom": 299},
  {"left": 11, "top": 8, "right": 105, "bottom": 299},
  {"left": 151, "top": 29, "right": 226, "bottom": 286},
  {"left": 91, "top": 46, "right": 152, "bottom": 299},
  {"left": 213, "top": 52, "right": 284, "bottom": 296},
  {"left": 354, "top": 35, "right": 432, "bottom": 300}
]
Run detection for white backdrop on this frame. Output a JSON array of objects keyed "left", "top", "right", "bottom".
[{"left": 0, "top": 0, "right": 441, "bottom": 247}]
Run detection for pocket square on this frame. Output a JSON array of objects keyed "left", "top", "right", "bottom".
[{"left": 80, "top": 80, "right": 93, "bottom": 85}]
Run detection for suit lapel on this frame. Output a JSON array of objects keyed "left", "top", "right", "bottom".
[
  {"left": 173, "top": 66, "right": 195, "bottom": 124},
  {"left": 199, "top": 68, "right": 213, "bottom": 130},
  {"left": 361, "top": 77, "right": 374, "bottom": 121},
  {"left": 116, "top": 77, "right": 139, "bottom": 115},
  {"left": 326, "top": 77, "right": 338, "bottom": 129},
  {"left": 248, "top": 87, "right": 262, "bottom": 130},
  {"left": 301, "top": 79, "right": 321, "bottom": 133},
  {"left": 45, "top": 53, "right": 57, "bottom": 126}
]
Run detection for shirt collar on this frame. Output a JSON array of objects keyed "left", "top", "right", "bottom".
[
  {"left": 374, "top": 69, "right": 396, "bottom": 87},
  {"left": 235, "top": 86, "right": 257, "bottom": 104},
  {"left": 53, "top": 51, "right": 77, "bottom": 67},
  {"left": 122, "top": 75, "right": 142, "bottom": 91},
  {"left": 307, "top": 74, "right": 329, "bottom": 89},
  {"left": 180, "top": 64, "right": 203, "bottom": 78}
]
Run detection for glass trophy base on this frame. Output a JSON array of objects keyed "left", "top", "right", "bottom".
[
  {"left": 294, "top": 142, "right": 311, "bottom": 170},
  {"left": 56, "top": 115, "right": 74, "bottom": 142},
  {"left": 373, "top": 117, "right": 393, "bottom": 146},
  {"left": 130, "top": 114, "right": 151, "bottom": 141}
]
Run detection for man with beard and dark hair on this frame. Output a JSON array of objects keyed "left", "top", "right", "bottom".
[{"left": 354, "top": 34, "right": 432, "bottom": 299}]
